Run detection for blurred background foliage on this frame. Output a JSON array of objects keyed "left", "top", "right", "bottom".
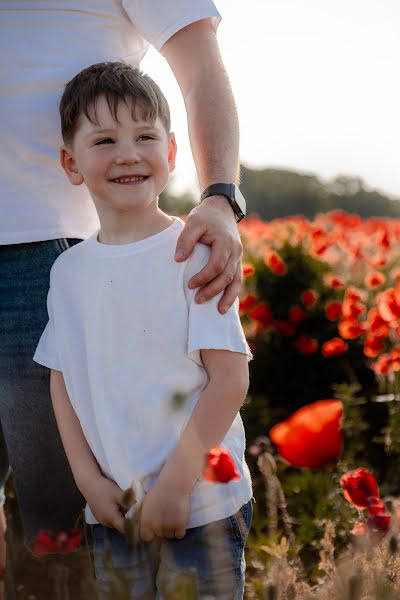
[{"left": 160, "top": 165, "right": 400, "bottom": 220}]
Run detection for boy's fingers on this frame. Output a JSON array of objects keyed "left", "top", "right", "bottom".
[
  {"left": 174, "top": 527, "right": 186, "bottom": 540},
  {"left": 113, "top": 511, "right": 126, "bottom": 534},
  {"left": 140, "top": 524, "right": 155, "bottom": 542}
]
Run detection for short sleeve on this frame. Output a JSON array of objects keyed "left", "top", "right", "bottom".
[
  {"left": 33, "top": 275, "right": 62, "bottom": 372},
  {"left": 183, "top": 244, "right": 253, "bottom": 367},
  {"left": 122, "top": 0, "right": 221, "bottom": 51}
]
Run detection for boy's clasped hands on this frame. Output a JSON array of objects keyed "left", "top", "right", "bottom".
[{"left": 83, "top": 473, "right": 190, "bottom": 542}]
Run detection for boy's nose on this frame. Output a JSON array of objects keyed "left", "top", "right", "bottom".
[{"left": 115, "top": 144, "right": 140, "bottom": 165}]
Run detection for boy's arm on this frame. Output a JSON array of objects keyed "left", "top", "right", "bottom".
[
  {"left": 138, "top": 349, "right": 249, "bottom": 541},
  {"left": 50, "top": 369, "right": 126, "bottom": 532}
]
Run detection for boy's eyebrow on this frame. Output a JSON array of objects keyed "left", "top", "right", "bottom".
[{"left": 86, "top": 123, "right": 160, "bottom": 137}]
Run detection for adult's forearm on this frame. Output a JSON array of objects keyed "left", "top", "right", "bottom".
[
  {"left": 162, "top": 19, "right": 240, "bottom": 188},
  {"left": 184, "top": 59, "right": 240, "bottom": 188}
]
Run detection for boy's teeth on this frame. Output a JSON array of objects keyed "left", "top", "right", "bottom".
[{"left": 114, "top": 176, "right": 146, "bottom": 183}]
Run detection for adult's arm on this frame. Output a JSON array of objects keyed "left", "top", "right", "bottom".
[{"left": 161, "top": 18, "right": 243, "bottom": 314}]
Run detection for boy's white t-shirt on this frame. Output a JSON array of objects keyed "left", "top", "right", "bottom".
[
  {"left": 33, "top": 218, "right": 253, "bottom": 527},
  {"left": 0, "top": 1, "right": 221, "bottom": 244}
]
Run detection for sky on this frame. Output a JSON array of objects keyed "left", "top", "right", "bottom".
[{"left": 141, "top": 0, "right": 400, "bottom": 199}]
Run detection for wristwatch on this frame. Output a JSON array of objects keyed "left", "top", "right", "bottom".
[{"left": 200, "top": 183, "right": 246, "bottom": 223}]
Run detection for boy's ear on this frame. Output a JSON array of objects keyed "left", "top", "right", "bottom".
[
  {"left": 60, "top": 145, "right": 84, "bottom": 185},
  {"left": 167, "top": 133, "right": 177, "bottom": 174}
]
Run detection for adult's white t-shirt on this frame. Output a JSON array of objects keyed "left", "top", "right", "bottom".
[
  {"left": 0, "top": 2, "right": 221, "bottom": 244},
  {"left": 33, "top": 217, "right": 253, "bottom": 527}
]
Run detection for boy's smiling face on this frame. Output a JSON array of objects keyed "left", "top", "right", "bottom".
[{"left": 61, "top": 95, "right": 176, "bottom": 215}]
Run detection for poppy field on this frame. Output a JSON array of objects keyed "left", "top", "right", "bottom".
[
  {"left": 7, "top": 209, "right": 400, "bottom": 599},
  {"left": 238, "top": 211, "right": 400, "bottom": 598}
]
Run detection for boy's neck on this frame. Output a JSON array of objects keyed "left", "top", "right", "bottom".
[{"left": 97, "top": 208, "right": 174, "bottom": 245}]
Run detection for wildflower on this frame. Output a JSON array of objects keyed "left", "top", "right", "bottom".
[
  {"left": 203, "top": 447, "right": 240, "bottom": 483},
  {"left": 322, "top": 337, "right": 348, "bottom": 357},
  {"left": 239, "top": 294, "right": 257, "bottom": 312},
  {"left": 270, "top": 400, "right": 343, "bottom": 468},
  {"left": 301, "top": 289, "right": 318, "bottom": 309},
  {"left": 274, "top": 320, "right": 295, "bottom": 337},
  {"left": 365, "top": 271, "right": 386, "bottom": 289},
  {"left": 338, "top": 319, "right": 363, "bottom": 340},
  {"left": 325, "top": 301, "right": 342, "bottom": 321},
  {"left": 294, "top": 334, "right": 319, "bottom": 356},
  {"left": 32, "top": 529, "right": 82, "bottom": 557},
  {"left": 242, "top": 262, "right": 255, "bottom": 277},
  {"left": 288, "top": 305, "right": 307, "bottom": 325},
  {"left": 264, "top": 251, "right": 288, "bottom": 276},
  {"left": 363, "top": 335, "right": 385, "bottom": 358},
  {"left": 248, "top": 303, "right": 273, "bottom": 329},
  {"left": 340, "top": 468, "right": 379, "bottom": 510}
]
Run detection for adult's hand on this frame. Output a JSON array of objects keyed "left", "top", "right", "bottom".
[{"left": 175, "top": 195, "right": 243, "bottom": 314}]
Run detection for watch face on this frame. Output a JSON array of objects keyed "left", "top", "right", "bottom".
[{"left": 234, "top": 186, "right": 246, "bottom": 216}]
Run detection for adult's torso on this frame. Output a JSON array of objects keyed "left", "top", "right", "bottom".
[{"left": 0, "top": 1, "right": 147, "bottom": 244}]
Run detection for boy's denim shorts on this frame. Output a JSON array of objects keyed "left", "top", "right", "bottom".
[
  {"left": 92, "top": 498, "right": 253, "bottom": 600},
  {"left": 0, "top": 237, "right": 85, "bottom": 547}
]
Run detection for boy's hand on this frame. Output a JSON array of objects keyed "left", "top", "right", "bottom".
[
  {"left": 137, "top": 480, "right": 190, "bottom": 542},
  {"left": 82, "top": 475, "right": 126, "bottom": 533}
]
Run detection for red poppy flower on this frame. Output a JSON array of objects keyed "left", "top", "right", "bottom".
[
  {"left": 32, "top": 529, "right": 83, "bottom": 557},
  {"left": 274, "top": 320, "right": 296, "bottom": 337},
  {"left": 367, "top": 496, "right": 386, "bottom": 515},
  {"left": 239, "top": 294, "right": 257, "bottom": 312},
  {"left": 264, "top": 251, "right": 288, "bottom": 276},
  {"left": 365, "top": 271, "right": 386, "bottom": 289},
  {"left": 248, "top": 303, "right": 273, "bottom": 328},
  {"left": 289, "top": 305, "right": 307, "bottom": 325},
  {"left": 377, "top": 288, "right": 400, "bottom": 323},
  {"left": 363, "top": 335, "right": 385, "bottom": 358},
  {"left": 203, "top": 447, "right": 240, "bottom": 483},
  {"left": 270, "top": 399, "right": 343, "bottom": 468},
  {"left": 338, "top": 319, "right": 363, "bottom": 340},
  {"left": 340, "top": 468, "right": 379, "bottom": 510},
  {"left": 326, "top": 275, "right": 345, "bottom": 288},
  {"left": 322, "top": 337, "right": 348, "bottom": 357},
  {"left": 242, "top": 262, "right": 255, "bottom": 278},
  {"left": 301, "top": 289, "right": 318, "bottom": 309},
  {"left": 368, "top": 512, "right": 391, "bottom": 532},
  {"left": 294, "top": 335, "right": 319, "bottom": 356},
  {"left": 325, "top": 301, "right": 342, "bottom": 321},
  {"left": 341, "top": 299, "right": 366, "bottom": 320}
]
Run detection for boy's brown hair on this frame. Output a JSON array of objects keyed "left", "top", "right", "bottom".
[{"left": 60, "top": 61, "right": 171, "bottom": 144}]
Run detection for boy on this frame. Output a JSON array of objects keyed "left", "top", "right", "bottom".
[{"left": 33, "top": 61, "right": 252, "bottom": 599}]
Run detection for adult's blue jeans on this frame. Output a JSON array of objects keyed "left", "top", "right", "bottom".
[
  {"left": 0, "top": 237, "right": 84, "bottom": 547},
  {"left": 92, "top": 499, "right": 253, "bottom": 599}
]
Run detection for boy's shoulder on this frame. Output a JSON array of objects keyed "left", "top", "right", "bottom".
[{"left": 50, "top": 236, "right": 92, "bottom": 283}]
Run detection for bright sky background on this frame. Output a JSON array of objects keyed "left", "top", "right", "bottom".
[{"left": 141, "top": 0, "right": 400, "bottom": 199}]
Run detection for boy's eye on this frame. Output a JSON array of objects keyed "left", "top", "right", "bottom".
[
  {"left": 95, "top": 138, "right": 114, "bottom": 145},
  {"left": 138, "top": 135, "right": 154, "bottom": 141}
]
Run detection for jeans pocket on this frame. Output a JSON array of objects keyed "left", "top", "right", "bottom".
[{"left": 228, "top": 500, "right": 252, "bottom": 547}]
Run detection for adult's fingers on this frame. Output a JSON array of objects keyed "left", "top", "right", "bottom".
[
  {"left": 192, "top": 250, "right": 242, "bottom": 309},
  {"left": 216, "top": 261, "right": 243, "bottom": 314},
  {"left": 188, "top": 239, "right": 231, "bottom": 293},
  {"left": 174, "top": 213, "right": 206, "bottom": 262}
]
